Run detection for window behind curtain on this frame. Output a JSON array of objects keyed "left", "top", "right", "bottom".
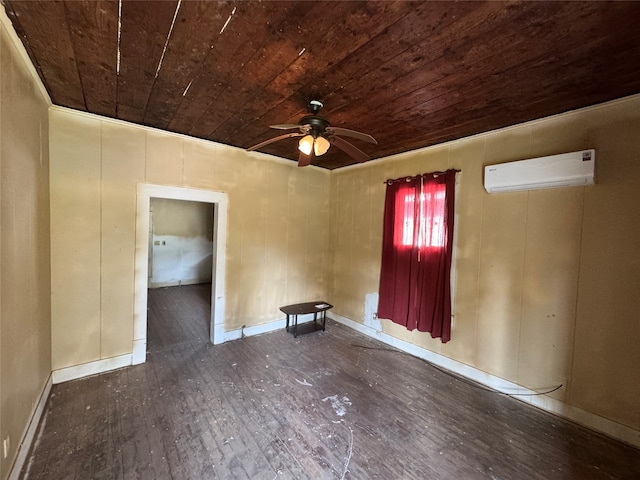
[
  {"left": 378, "top": 170, "right": 457, "bottom": 342},
  {"left": 396, "top": 184, "right": 446, "bottom": 248}
]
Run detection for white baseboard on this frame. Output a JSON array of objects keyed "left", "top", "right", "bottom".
[
  {"left": 222, "top": 318, "right": 287, "bottom": 342},
  {"left": 52, "top": 354, "right": 132, "bottom": 384},
  {"left": 8, "top": 374, "right": 52, "bottom": 480},
  {"left": 148, "top": 279, "right": 211, "bottom": 289},
  {"left": 132, "top": 339, "right": 146, "bottom": 365},
  {"left": 221, "top": 313, "right": 321, "bottom": 342},
  {"left": 328, "top": 311, "right": 640, "bottom": 449},
  {"left": 56, "top": 315, "right": 298, "bottom": 377}
]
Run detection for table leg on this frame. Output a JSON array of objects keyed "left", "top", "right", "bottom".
[
  {"left": 285, "top": 314, "right": 290, "bottom": 332},
  {"left": 293, "top": 314, "right": 298, "bottom": 338},
  {"left": 322, "top": 311, "right": 327, "bottom": 331}
]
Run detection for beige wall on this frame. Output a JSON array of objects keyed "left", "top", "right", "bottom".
[
  {"left": 149, "top": 198, "right": 214, "bottom": 287},
  {"left": 0, "top": 11, "right": 51, "bottom": 480},
  {"left": 329, "top": 95, "right": 640, "bottom": 433},
  {"left": 2, "top": 4, "right": 639, "bottom": 461},
  {"left": 49, "top": 109, "right": 331, "bottom": 370}
]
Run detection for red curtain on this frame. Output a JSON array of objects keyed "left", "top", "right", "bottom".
[{"left": 378, "top": 170, "right": 457, "bottom": 342}]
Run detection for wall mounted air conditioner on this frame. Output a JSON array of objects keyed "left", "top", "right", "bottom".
[{"left": 484, "top": 149, "right": 595, "bottom": 193}]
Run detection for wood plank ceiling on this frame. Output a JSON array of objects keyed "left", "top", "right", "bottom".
[{"left": 4, "top": 1, "right": 640, "bottom": 169}]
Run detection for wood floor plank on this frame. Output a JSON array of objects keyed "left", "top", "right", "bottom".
[{"left": 18, "top": 284, "right": 640, "bottom": 479}]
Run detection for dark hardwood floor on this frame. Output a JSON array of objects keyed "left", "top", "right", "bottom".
[{"left": 19, "top": 284, "right": 640, "bottom": 479}]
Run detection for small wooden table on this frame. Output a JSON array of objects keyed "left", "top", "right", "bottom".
[{"left": 280, "top": 301, "right": 333, "bottom": 338}]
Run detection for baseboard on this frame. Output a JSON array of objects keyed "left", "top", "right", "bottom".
[
  {"left": 52, "top": 354, "right": 132, "bottom": 384},
  {"left": 8, "top": 374, "right": 52, "bottom": 480},
  {"left": 328, "top": 311, "right": 640, "bottom": 449},
  {"left": 222, "top": 318, "right": 287, "bottom": 342},
  {"left": 221, "top": 313, "right": 320, "bottom": 342},
  {"left": 132, "top": 338, "right": 147, "bottom": 365},
  {"left": 148, "top": 279, "right": 211, "bottom": 289}
]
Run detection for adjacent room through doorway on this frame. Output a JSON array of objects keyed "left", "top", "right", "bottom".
[
  {"left": 133, "top": 184, "right": 229, "bottom": 364},
  {"left": 147, "top": 198, "right": 214, "bottom": 351},
  {"left": 147, "top": 282, "right": 212, "bottom": 352}
]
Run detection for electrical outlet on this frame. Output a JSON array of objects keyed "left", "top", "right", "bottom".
[
  {"left": 3, "top": 436, "right": 9, "bottom": 459},
  {"left": 373, "top": 312, "right": 377, "bottom": 319}
]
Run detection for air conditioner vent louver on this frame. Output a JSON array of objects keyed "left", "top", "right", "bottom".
[{"left": 484, "top": 149, "right": 595, "bottom": 193}]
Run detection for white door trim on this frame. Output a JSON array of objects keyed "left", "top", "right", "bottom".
[{"left": 133, "top": 184, "right": 228, "bottom": 364}]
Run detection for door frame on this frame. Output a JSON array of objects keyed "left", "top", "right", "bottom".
[{"left": 133, "top": 184, "right": 228, "bottom": 364}]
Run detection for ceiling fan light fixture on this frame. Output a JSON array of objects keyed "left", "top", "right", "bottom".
[
  {"left": 249, "top": 100, "right": 375, "bottom": 166},
  {"left": 314, "top": 136, "right": 330, "bottom": 156},
  {"left": 298, "top": 134, "right": 314, "bottom": 155}
]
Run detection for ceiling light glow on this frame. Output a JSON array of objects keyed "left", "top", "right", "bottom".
[{"left": 298, "top": 135, "right": 314, "bottom": 155}]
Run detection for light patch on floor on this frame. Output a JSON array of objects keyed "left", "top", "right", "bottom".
[{"left": 322, "top": 395, "right": 352, "bottom": 417}]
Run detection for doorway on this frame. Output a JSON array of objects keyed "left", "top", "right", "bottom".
[
  {"left": 133, "top": 184, "right": 228, "bottom": 364},
  {"left": 147, "top": 198, "right": 214, "bottom": 351}
]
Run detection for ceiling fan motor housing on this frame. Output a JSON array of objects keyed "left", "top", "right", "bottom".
[{"left": 300, "top": 115, "right": 330, "bottom": 137}]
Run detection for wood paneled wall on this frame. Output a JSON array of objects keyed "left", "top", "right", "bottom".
[
  {"left": 0, "top": 11, "right": 51, "bottom": 480},
  {"left": 329, "top": 95, "right": 640, "bottom": 435},
  {"left": 49, "top": 109, "right": 331, "bottom": 370}
]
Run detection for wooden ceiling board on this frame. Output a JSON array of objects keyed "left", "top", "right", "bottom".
[
  {"left": 247, "top": 1, "right": 544, "bottom": 166},
  {"left": 4, "top": 0, "right": 85, "bottom": 109},
  {"left": 4, "top": 0, "right": 640, "bottom": 169},
  {"left": 141, "top": 0, "right": 238, "bottom": 129},
  {"left": 165, "top": 2, "right": 274, "bottom": 133},
  {"left": 327, "top": 2, "right": 571, "bottom": 128},
  {"left": 64, "top": 0, "right": 119, "bottom": 118},
  {"left": 188, "top": 2, "right": 377, "bottom": 142},
  {"left": 167, "top": 1, "right": 303, "bottom": 136},
  {"left": 289, "top": 2, "right": 539, "bottom": 165},
  {"left": 326, "top": 2, "right": 639, "bottom": 158},
  {"left": 191, "top": 1, "right": 314, "bottom": 136},
  {"left": 117, "top": 0, "right": 181, "bottom": 123},
  {"left": 313, "top": 1, "right": 513, "bottom": 125},
  {"left": 189, "top": 21, "right": 306, "bottom": 138},
  {"left": 233, "top": 1, "right": 467, "bottom": 166},
  {"left": 219, "top": 1, "right": 419, "bottom": 147}
]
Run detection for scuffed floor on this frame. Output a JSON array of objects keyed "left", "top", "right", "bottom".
[{"left": 19, "top": 285, "right": 640, "bottom": 479}]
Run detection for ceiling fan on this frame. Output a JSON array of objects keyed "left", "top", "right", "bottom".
[{"left": 247, "top": 100, "right": 377, "bottom": 167}]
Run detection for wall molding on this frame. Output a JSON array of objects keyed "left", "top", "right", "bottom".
[
  {"left": 328, "top": 311, "right": 640, "bottom": 449},
  {"left": 221, "top": 313, "right": 319, "bottom": 342},
  {"left": 222, "top": 319, "right": 287, "bottom": 342},
  {"left": 8, "top": 374, "right": 52, "bottom": 480},
  {"left": 52, "top": 354, "right": 132, "bottom": 384},
  {"left": 148, "top": 278, "right": 211, "bottom": 289},
  {"left": 54, "top": 316, "right": 303, "bottom": 380}
]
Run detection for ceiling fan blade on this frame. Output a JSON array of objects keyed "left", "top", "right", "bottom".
[
  {"left": 247, "top": 132, "right": 303, "bottom": 151},
  {"left": 298, "top": 150, "right": 313, "bottom": 167},
  {"left": 329, "top": 135, "right": 371, "bottom": 163},
  {"left": 270, "top": 124, "right": 301, "bottom": 130},
  {"left": 325, "top": 127, "right": 377, "bottom": 144}
]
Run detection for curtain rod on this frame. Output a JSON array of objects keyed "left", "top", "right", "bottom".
[{"left": 383, "top": 169, "right": 460, "bottom": 184}]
